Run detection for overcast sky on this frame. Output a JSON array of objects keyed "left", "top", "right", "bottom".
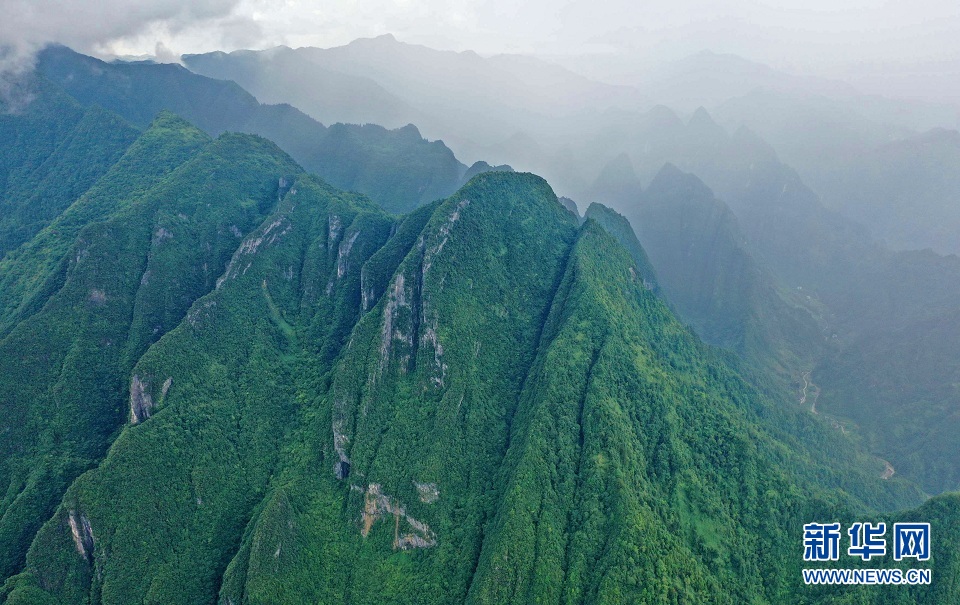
[{"left": 2, "top": 0, "right": 959, "bottom": 96}]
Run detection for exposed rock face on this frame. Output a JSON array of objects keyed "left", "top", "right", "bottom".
[
  {"left": 88, "top": 289, "right": 107, "bottom": 305},
  {"left": 332, "top": 410, "right": 351, "bottom": 479},
  {"left": 328, "top": 215, "right": 342, "bottom": 250},
  {"left": 360, "top": 483, "right": 436, "bottom": 550},
  {"left": 129, "top": 375, "right": 172, "bottom": 423},
  {"left": 67, "top": 510, "right": 95, "bottom": 561},
  {"left": 421, "top": 325, "right": 447, "bottom": 387},
  {"left": 379, "top": 272, "right": 412, "bottom": 373},
  {"left": 327, "top": 228, "right": 362, "bottom": 295},
  {"left": 154, "top": 227, "right": 173, "bottom": 242},
  {"left": 160, "top": 377, "right": 173, "bottom": 401},
  {"left": 336, "top": 230, "right": 361, "bottom": 279},
  {"left": 129, "top": 375, "right": 153, "bottom": 424},
  {"left": 217, "top": 216, "right": 291, "bottom": 288},
  {"left": 421, "top": 198, "right": 469, "bottom": 278},
  {"left": 360, "top": 266, "right": 375, "bottom": 312}
]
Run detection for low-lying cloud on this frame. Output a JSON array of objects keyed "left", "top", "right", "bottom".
[
  {"left": 0, "top": 0, "right": 252, "bottom": 71},
  {"left": 0, "top": 0, "right": 260, "bottom": 109}
]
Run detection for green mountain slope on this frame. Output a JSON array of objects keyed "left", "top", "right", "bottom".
[
  {"left": 0, "top": 111, "right": 209, "bottom": 336},
  {"left": 0, "top": 77, "right": 139, "bottom": 259},
  {"left": 2, "top": 158, "right": 950, "bottom": 603},
  {"left": 0, "top": 116, "right": 302, "bottom": 583},
  {"left": 581, "top": 202, "right": 658, "bottom": 292}
]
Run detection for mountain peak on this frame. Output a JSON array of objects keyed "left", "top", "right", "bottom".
[
  {"left": 646, "top": 162, "right": 713, "bottom": 200},
  {"left": 350, "top": 33, "right": 401, "bottom": 48},
  {"left": 652, "top": 161, "right": 684, "bottom": 180},
  {"left": 398, "top": 123, "right": 422, "bottom": 138},
  {"left": 688, "top": 106, "right": 721, "bottom": 132},
  {"left": 646, "top": 104, "right": 684, "bottom": 129}
]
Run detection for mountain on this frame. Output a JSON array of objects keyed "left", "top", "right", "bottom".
[
  {"left": 618, "top": 164, "right": 824, "bottom": 374},
  {"left": 0, "top": 149, "right": 941, "bottom": 602},
  {"left": 177, "top": 36, "right": 960, "bottom": 260},
  {"left": 656, "top": 119, "right": 960, "bottom": 497},
  {"left": 713, "top": 91, "right": 960, "bottom": 255},
  {"left": 181, "top": 46, "right": 416, "bottom": 129},
  {"left": 183, "top": 35, "right": 648, "bottom": 160},
  {"left": 0, "top": 111, "right": 303, "bottom": 583},
  {"left": 713, "top": 88, "right": 906, "bottom": 192},
  {"left": 36, "top": 45, "right": 504, "bottom": 214},
  {"left": 581, "top": 202, "right": 658, "bottom": 292},
  {"left": 573, "top": 111, "right": 960, "bottom": 495},
  {"left": 816, "top": 309, "right": 960, "bottom": 495},
  {"left": 582, "top": 153, "right": 643, "bottom": 209},
  {"left": 462, "top": 100, "right": 960, "bottom": 497},
  {"left": 2, "top": 41, "right": 960, "bottom": 604},
  {"left": 0, "top": 77, "right": 139, "bottom": 259}
]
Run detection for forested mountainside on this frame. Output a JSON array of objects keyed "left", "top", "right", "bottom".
[
  {"left": 0, "top": 110, "right": 302, "bottom": 583},
  {"left": 0, "top": 77, "right": 139, "bottom": 260},
  {"left": 1, "top": 41, "right": 960, "bottom": 603},
  {"left": 618, "top": 164, "right": 824, "bottom": 376},
  {"left": 580, "top": 202, "right": 658, "bottom": 294},
  {"left": 581, "top": 109, "right": 960, "bottom": 494},
  {"left": 0, "top": 88, "right": 954, "bottom": 602},
  {"left": 36, "top": 45, "right": 509, "bottom": 214}
]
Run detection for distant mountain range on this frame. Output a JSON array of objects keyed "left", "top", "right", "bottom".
[
  {"left": 39, "top": 45, "right": 508, "bottom": 215},
  {"left": 184, "top": 34, "right": 647, "bottom": 160}
]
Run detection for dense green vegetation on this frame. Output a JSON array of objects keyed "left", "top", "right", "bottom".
[
  {"left": 0, "top": 110, "right": 302, "bottom": 584},
  {"left": 0, "top": 133, "right": 953, "bottom": 600},
  {"left": 0, "top": 76, "right": 138, "bottom": 259},
  {"left": 581, "top": 202, "right": 658, "bottom": 292}
]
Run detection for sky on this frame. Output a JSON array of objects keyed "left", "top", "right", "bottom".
[{"left": 1, "top": 0, "right": 959, "bottom": 98}]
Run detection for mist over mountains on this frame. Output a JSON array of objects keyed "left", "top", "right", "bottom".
[{"left": 2, "top": 25, "right": 960, "bottom": 604}]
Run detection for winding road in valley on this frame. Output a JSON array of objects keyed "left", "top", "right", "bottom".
[
  {"left": 801, "top": 371, "right": 895, "bottom": 479},
  {"left": 800, "top": 371, "right": 819, "bottom": 414}
]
